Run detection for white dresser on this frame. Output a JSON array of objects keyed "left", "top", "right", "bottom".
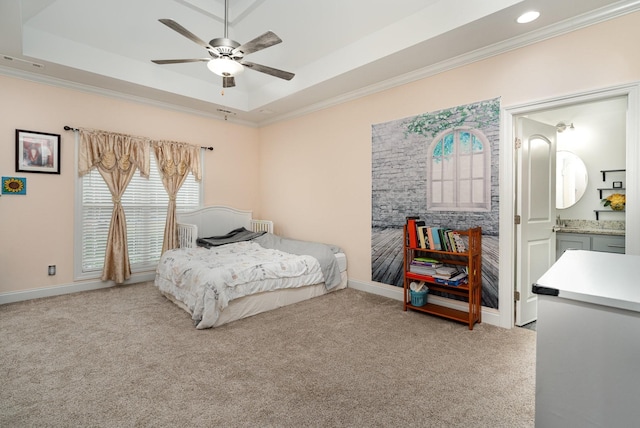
[{"left": 533, "top": 250, "right": 640, "bottom": 428}]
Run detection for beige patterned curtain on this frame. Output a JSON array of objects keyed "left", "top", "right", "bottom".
[
  {"left": 78, "top": 129, "right": 150, "bottom": 283},
  {"left": 153, "top": 141, "right": 201, "bottom": 253}
]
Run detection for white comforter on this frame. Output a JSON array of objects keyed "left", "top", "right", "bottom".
[{"left": 155, "top": 241, "right": 324, "bottom": 328}]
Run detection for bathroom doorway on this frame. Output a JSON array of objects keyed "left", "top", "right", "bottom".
[{"left": 502, "top": 83, "right": 640, "bottom": 328}]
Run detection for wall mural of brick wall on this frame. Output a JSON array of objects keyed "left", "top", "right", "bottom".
[{"left": 371, "top": 98, "right": 500, "bottom": 309}]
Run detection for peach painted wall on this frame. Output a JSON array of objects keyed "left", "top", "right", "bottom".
[
  {"left": 258, "top": 12, "right": 640, "bottom": 287},
  {"left": 0, "top": 76, "right": 259, "bottom": 293}
]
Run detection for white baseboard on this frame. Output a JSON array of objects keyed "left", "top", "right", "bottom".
[
  {"left": 0, "top": 272, "right": 156, "bottom": 305},
  {"left": 3, "top": 275, "right": 503, "bottom": 328},
  {"left": 347, "top": 279, "right": 503, "bottom": 328}
]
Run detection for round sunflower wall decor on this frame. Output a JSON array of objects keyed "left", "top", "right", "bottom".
[{"left": 1, "top": 177, "right": 27, "bottom": 195}]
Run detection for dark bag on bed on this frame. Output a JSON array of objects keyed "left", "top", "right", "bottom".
[{"left": 196, "top": 227, "right": 266, "bottom": 248}]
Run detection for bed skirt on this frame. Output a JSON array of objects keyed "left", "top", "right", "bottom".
[{"left": 161, "top": 271, "right": 348, "bottom": 328}]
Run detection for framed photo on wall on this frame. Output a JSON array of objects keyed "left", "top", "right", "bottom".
[{"left": 15, "top": 129, "right": 61, "bottom": 174}]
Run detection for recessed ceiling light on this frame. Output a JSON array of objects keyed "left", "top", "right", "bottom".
[{"left": 517, "top": 11, "right": 540, "bottom": 24}]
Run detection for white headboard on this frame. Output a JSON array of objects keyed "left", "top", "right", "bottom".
[{"left": 176, "top": 205, "right": 273, "bottom": 248}]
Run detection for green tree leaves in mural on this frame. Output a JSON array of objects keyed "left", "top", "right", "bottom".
[{"left": 404, "top": 99, "right": 500, "bottom": 138}]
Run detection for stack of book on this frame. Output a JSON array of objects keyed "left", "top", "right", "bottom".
[
  {"left": 409, "top": 257, "right": 442, "bottom": 277},
  {"left": 432, "top": 266, "right": 468, "bottom": 286}
]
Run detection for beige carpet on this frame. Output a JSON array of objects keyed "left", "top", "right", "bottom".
[{"left": 1, "top": 282, "right": 536, "bottom": 427}]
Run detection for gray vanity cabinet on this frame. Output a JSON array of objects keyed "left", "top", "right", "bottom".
[
  {"left": 556, "top": 232, "right": 625, "bottom": 260},
  {"left": 591, "top": 234, "right": 626, "bottom": 253}
]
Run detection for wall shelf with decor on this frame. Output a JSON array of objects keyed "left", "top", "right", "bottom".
[
  {"left": 597, "top": 169, "right": 625, "bottom": 220},
  {"left": 403, "top": 223, "right": 482, "bottom": 330},
  {"left": 600, "top": 169, "right": 625, "bottom": 181}
]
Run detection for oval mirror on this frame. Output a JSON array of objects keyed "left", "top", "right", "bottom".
[{"left": 556, "top": 150, "right": 588, "bottom": 209}]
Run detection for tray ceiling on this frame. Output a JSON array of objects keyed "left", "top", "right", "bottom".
[{"left": 1, "top": 0, "right": 637, "bottom": 125}]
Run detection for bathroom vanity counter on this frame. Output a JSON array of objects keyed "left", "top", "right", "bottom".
[
  {"left": 556, "top": 226, "right": 624, "bottom": 236},
  {"left": 555, "top": 219, "right": 625, "bottom": 260}
]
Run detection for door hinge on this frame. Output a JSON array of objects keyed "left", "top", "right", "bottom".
[
  {"left": 515, "top": 138, "right": 522, "bottom": 149},
  {"left": 514, "top": 215, "right": 521, "bottom": 225},
  {"left": 515, "top": 291, "right": 520, "bottom": 301}
]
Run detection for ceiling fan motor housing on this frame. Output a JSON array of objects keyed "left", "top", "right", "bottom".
[{"left": 209, "top": 38, "right": 243, "bottom": 59}]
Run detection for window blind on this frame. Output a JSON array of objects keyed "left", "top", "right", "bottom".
[{"left": 81, "top": 155, "right": 201, "bottom": 274}]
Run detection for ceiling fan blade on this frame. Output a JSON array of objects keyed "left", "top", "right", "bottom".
[
  {"left": 223, "top": 76, "right": 236, "bottom": 88},
  {"left": 151, "top": 58, "right": 210, "bottom": 64},
  {"left": 239, "top": 61, "right": 294, "bottom": 81},
  {"left": 232, "top": 31, "right": 282, "bottom": 56},
  {"left": 158, "top": 19, "right": 213, "bottom": 50}
]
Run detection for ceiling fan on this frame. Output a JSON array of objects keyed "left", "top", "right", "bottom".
[{"left": 151, "top": 0, "right": 294, "bottom": 88}]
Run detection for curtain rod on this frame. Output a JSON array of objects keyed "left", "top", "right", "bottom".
[{"left": 63, "top": 126, "right": 214, "bottom": 151}]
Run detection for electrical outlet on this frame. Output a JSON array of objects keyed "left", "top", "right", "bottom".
[{"left": 48, "top": 265, "right": 56, "bottom": 275}]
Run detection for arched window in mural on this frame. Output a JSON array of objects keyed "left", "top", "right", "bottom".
[{"left": 427, "top": 128, "right": 491, "bottom": 211}]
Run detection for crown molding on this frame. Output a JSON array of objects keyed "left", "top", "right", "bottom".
[{"left": 0, "top": 65, "right": 258, "bottom": 128}]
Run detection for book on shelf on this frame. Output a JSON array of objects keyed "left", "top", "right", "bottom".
[
  {"left": 417, "top": 225, "right": 429, "bottom": 249},
  {"left": 436, "top": 228, "right": 444, "bottom": 251},
  {"left": 433, "top": 271, "right": 468, "bottom": 286},
  {"left": 409, "top": 264, "right": 437, "bottom": 276},
  {"left": 414, "top": 257, "right": 440, "bottom": 263},
  {"left": 406, "top": 217, "right": 419, "bottom": 248},
  {"left": 432, "top": 270, "right": 466, "bottom": 280},
  {"left": 446, "top": 230, "right": 458, "bottom": 252},
  {"left": 440, "top": 228, "right": 453, "bottom": 252},
  {"left": 452, "top": 231, "right": 466, "bottom": 252},
  {"left": 430, "top": 227, "right": 442, "bottom": 250},
  {"left": 423, "top": 227, "right": 433, "bottom": 250},
  {"left": 412, "top": 257, "right": 442, "bottom": 268},
  {"left": 434, "top": 266, "right": 459, "bottom": 276}
]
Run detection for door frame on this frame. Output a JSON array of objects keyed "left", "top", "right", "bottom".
[{"left": 498, "top": 82, "right": 640, "bottom": 328}]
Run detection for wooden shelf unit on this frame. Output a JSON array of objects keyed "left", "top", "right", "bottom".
[{"left": 403, "top": 226, "right": 482, "bottom": 330}]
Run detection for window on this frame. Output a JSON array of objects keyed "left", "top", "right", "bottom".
[
  {"left": 427, "top": 128, "right": 490, "bottom": 211},
  {"left": 76, "top": 154, "right": 201, "bottom": 279}
]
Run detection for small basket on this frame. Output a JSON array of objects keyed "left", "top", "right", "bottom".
[{"left": 410, "top": 289, "right": 429, "bottom": 307}]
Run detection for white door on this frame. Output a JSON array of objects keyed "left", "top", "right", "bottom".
[{"left": 515, "top": 118, "right": 557, "bottom": 326}]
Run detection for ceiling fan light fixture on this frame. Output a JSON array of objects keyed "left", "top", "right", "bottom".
[{"left": 207, "top": 58, "right": 244, "bottom": 77}]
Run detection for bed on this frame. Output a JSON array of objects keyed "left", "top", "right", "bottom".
[{"left": 154, "top": 206, "right": 348, "bottom": 329}]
